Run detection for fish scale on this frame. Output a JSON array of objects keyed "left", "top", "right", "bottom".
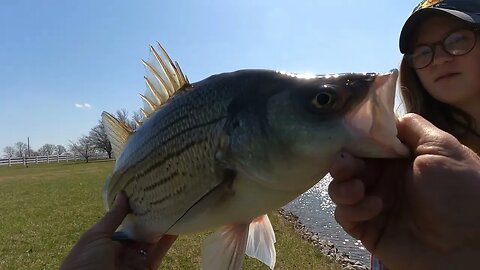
[
  {"left": 106, "top": 79, "right": 243, "bottom": 238},
  {"left": 101, "top": 43, "right": 409, "bottom": 270}
]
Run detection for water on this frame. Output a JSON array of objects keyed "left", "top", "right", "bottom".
[{"left": 283, "top": 174, "right": 370, "bottom": 265}]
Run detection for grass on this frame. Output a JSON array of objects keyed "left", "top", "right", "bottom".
[{"left": 0, "top": 161, "right": 341, "bottom": 270}]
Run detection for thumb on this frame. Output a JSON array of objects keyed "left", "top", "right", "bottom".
[
  {"left": 94, "top": 191, "right": 129, "bottom": 235},
  {"left": 396, "top": 113, "right": 458, "bottom": 155}
]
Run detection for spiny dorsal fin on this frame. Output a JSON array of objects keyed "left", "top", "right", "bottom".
[
  {"left": 102, "top": 111, "right": 133, "bottom": 158},
  {"left": 137, "top": 43, "right": 190, "bottom": 125},
  {"left": 139, "top": 93, "right": 158, "bottom": 111}
]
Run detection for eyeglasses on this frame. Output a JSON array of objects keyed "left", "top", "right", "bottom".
[{"left": 405, "top": 28, "right": 480, "bottom": 69}]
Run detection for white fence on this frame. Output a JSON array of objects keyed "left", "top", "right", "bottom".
[{"left": 0, "top": 153, "right": 110, "bottom": 167}]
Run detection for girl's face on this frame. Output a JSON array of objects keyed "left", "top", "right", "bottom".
[{"left": 413, "top": 15, "right": 480, "bottom": 108}]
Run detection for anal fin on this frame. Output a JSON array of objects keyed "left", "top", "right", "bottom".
[
  {"left": 246, "top": 215, "right": 277, "bottom": 269},
  {"left": 201, "top": 224, "right": 249, "bottom": 270}
]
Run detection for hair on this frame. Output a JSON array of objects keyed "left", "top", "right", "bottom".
[{"left": 399, "top": 57, "right": 480, "bottom": 139}]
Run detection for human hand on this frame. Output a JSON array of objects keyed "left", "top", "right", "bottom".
[
  {"left": 60, "top": 192, "right": 177, "bottom": 270},
  {"left": 328, "top": 113, "right": 480, "bottom": 269}
]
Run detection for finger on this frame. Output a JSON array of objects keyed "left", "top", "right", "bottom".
[
  {"left": 328, "top": 178, "right": 364, "bottom": 205},
  {"left": 396, "top": 114, "right": 431, "bottom": 149},
  {"left": 397, "top": 114, "right": 458, "bottom": 153},
  {"left": 329, "top": 152, "right": 366, "bottom": 180},
  {"left": 334, "top": 196, "right": 383, "bottom": 227},
  {"left": 94, "top": 192, "right": 129, "bottom": 235},
  {"left": 147, "top": 235, "right": 178, "bottom": 270}
]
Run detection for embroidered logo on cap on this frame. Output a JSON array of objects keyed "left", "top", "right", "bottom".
[{"left": 415, "top": 0, "right": 443, "bottom": 11}]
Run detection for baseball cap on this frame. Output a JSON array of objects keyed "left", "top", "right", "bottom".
[{"left": 399, "top": 0, "right": 480, "bottom": 53}]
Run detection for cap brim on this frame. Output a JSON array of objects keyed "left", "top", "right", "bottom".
[{"left": 399, "top": 8, "right": 480, "bottom": 53}]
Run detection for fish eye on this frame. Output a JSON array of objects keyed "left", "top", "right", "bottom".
[{"left": 312, "top": 92, "right": 335, "bottom": 109}]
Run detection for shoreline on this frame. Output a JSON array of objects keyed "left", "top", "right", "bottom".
[{"left": 278, "top": 208, "right": 369, "bottom": 270}]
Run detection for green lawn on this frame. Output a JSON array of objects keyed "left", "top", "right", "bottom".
[{"left": 0, "top": 161, "right": 340, "bottom": 270}]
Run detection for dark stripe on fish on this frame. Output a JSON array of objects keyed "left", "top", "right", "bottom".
[
  {"left": 129, "top": 138, "right": 208, "bottom": 185},
  {"left": 124, "top": 113, "right": 189, "bottom": 167},
  {"left": 121, "top": 111, "right": 222, "bottom": 177},
  {"left": 150, "top": 184, "right": 187, "bottom": 206},
  {"left": 144, "top": 170, "right": 179, "bottom": 192},
  {"left": 126, "top": 91, "right": 229, "bottom": 167},
  {"left": 116, "top": 116, "right": 224, "bottom": 191},
  {"left": 135, "top": 165, "right": 234, "bottom": 235},
  {"left": 148, "top": 115, "right": 223, "bottom": 155}
]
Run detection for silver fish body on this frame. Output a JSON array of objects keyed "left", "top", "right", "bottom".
[{"left": 102, "top": 45, "right": 408, "bottom": 270}]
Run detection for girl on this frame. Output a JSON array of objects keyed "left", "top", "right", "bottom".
[
  {"left": 399, "top": 0, "right": 480, "bottom": 154},
  {"left": 329, "top": 0, "right": 480, "bottom": 269}
]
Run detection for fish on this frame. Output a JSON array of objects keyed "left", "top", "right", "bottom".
[{"left": 101, "top": 43, "right": 409, "bottom": 270}]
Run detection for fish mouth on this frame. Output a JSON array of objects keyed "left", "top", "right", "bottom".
[{"left": 343, "top": 69, "right": 409, "bottom": 158}]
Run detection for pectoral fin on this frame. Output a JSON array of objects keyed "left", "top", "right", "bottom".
[
  {"left": 246, "top": 215, "right": 277, "bottom": 269},
  {"left": 201, "top": 224, "right": 249, "bottom": 270}
]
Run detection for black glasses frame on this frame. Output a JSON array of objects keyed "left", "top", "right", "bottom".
[{"left": 405, "top": 27, "right": 480, "bottom": 69}]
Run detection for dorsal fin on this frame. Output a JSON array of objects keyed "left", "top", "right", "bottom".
[
  {"left": 137, "top": 43, "right": 190, "bottom": 126},
  {"left": 102, "top": 111, "right": 133, "bottom": 157}
]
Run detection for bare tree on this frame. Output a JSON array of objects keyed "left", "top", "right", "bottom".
[
  {"left": 132, "top": 110, "right": 143, "bottom": 129},
  {"left": 38, "top": 144, "right": 56, "bottom": 156},
  {"left": 116, "top": 108, "right": 137, "bottom": 131},
  {"left": 56, "top": 145, "right": 67, "bottom": 155},
  {"left": 89, "top": 121, "right": 113, "bottom": 158},
  {"left": 3, "top": 146, "right": 15, "bottom": 158},
  {"left": 15, "top": 142, "right": 27, "bottom": 158},
  {"left": 70, "top": 136, "right": 95, "bottom": 163}
]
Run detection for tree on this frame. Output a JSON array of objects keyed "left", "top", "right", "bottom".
[
  {"left": 38, "top": 144, "right": 56, "bottom": 156},
  {"left": 70, "top": 136, "right": 95, "bottom": 163},
  {"left": 116, "top": 108, "right": 137, "bottom": 131},
  {"left": 132, "top": 110, "right": 143, "bottom": 129},
  {"left": 56, "top": 145, "right": 67, "bottom": 155},
  {"left": 3, "top": 146, "right": 15, "bottom": 158},
  {"left": 89, "top": 121, "right": 113, "bottom": 158},
  {"left": 15, "top": 142, "right": 27, "bottom": 158}
]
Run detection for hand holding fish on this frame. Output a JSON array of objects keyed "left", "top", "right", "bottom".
[
  {"left": 329, "top": 113, "right": 480, "bottom": 269},
  {"left": 60, "top": 192, "right": 177, "bottom": 270}
]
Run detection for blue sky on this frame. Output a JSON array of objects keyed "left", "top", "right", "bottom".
[{"left": 0, "top": 0, "right": 419, "bottom": 153}]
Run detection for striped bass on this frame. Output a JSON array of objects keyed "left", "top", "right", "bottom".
[{"left": 101, "top": 43, "right": 408, "bottom": 270}]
